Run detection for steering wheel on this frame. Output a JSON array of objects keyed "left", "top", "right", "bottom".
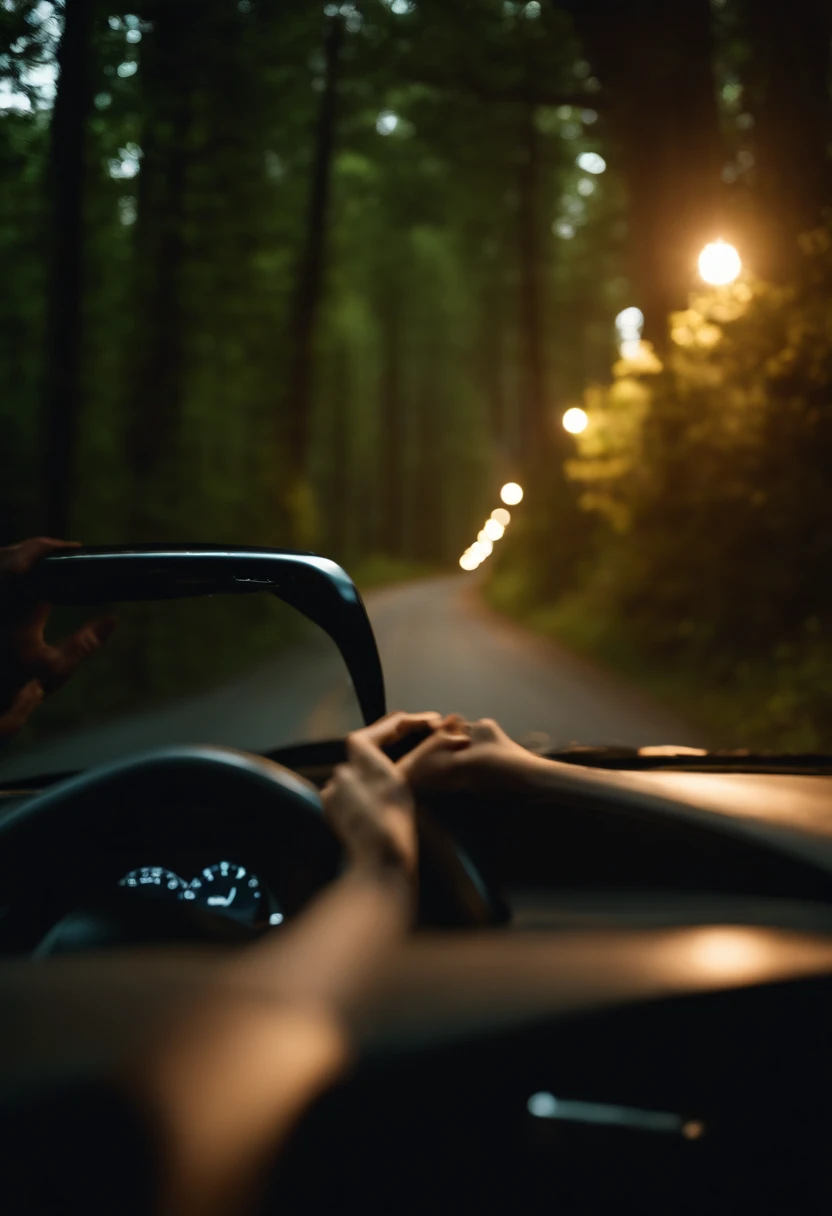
[{"left": 0, "top": 747, "right": 498, "bottom": 954}]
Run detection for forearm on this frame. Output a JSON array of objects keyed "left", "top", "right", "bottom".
[
  {"left": 141, "top": 1000, "right": 348, "bottom": 1216},
  {"left": 135, "top": 865, "right": 413, "bottom": 1216},
  {"left": 226, "top": 863, "right": 414, "bottom": 1026},
  {"left": 502, "top": 750, "right": 575, "bottom": 793}
]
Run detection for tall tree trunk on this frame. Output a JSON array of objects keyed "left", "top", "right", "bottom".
[
  {"left": 516, "top": 103, "right": 549, "bottom": 472},
  {"left": 327, "top": 342, "right": 351, "bottom": 560},
  {"left": 481, "top": 271, "right": 507, "bottom": 449},
  {"left": 42, "top": 0, "right": 93, "bottom": 535},
  {"left": 125, "top": 3, "right": 192, "bottom": 539},
  {"left": 283, "top": 15, "right": 344, "bottom": 488},
  {"left": 379, "top": 290, "right": 404, "bottom": 557},
  {"left": 737, "top": 0, "right": 832, "bottom": 279},
  {"left": 564, "top": 0, "right": 723, "bottom": 343}
]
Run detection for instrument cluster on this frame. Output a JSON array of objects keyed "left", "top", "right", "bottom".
[{"left": 119, "top": 860, "right": 283, "bottom": 927}]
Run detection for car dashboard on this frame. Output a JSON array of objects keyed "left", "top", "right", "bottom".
[
  {"left": 5, "top": 742, "right": 832, "bottom": 947},
  {"left": 3, "top": 748, "right": 832, "bottom": 1213}
]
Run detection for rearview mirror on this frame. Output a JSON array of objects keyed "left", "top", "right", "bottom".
[{"left": 34, "top": 546, "right": 386, "bottom": 726}]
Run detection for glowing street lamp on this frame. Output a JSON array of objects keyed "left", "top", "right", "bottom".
[
  {"left": 698, "top": 240, "right": 741, "bottom": 286},
  {"left": 562, "top": 407, "right": 588, "bottom": 434},
  {"left": 500, "top": 482, "right": 523, "bottom": 506}
]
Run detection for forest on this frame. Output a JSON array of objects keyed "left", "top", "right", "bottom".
[{"left": 2, "top": 0, "right": 832, "bottom": 747}]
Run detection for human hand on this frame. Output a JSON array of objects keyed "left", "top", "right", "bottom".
[
  {"left": 0, "top": 538, "right": 116, "bottom": 739},
  {"left": 322, "top": 711, "right": 468, "bottom": 879},
  {"left": 400, "top": 714, "right": 538, "bottom": 796}
]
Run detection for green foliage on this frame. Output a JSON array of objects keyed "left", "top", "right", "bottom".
[
  {"left": 509, "top": 221, "right": 832, "bottom": 748},
  {"left": 1, "top": 0, "right": 628, "bottom": 733},
  {"left": 0, "top": 110, "right": 47, "bottom": 539}
]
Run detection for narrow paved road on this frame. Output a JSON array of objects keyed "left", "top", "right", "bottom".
[
  {"left": 362, "top": 575, "right": 701, "bottom": 749},
  {"left": 0, "top": 575, "right": 701, "bottom": 780}
]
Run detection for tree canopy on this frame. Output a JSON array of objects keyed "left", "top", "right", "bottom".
[{"left": 2, "top": 0, "right": 831, "bottom": 746}]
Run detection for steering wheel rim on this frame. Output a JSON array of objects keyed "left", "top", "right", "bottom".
[
  {"left": 0, "top": 747, "right": 336, "bottom": 953},
  {"left": 0, "top": 747, "right": 498, "bottom": 952}
]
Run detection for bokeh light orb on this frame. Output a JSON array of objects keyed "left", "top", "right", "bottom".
[
  {"left": 500, "top": 482, "right": 524, "bottom": 506},
  {"left": 698, "top": 240, "right": 741, "bottom": 286},
  {"left": 491, "top": 507, "right": 511, "bottom": 527},
  {"left": 576, "top": 151, "right": 606, "bottom": 175},
  {"left": 484, "top": 518, "right": 505, "bottom": 541},
  {"left": 562, "top": 407, "right": 589, "bottom": 434},
  {"left": 614, "top": 306, "right": 644, "bottom": 337}
]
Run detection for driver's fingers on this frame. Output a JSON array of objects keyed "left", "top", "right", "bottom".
[
  {"left": 9, "top": 601, "right": 51, "bottom": 652},
  {"left": 346, "top": 730, "right": 413, "bottom": 793},
  {"left": 0, "top": 679, "right": 44, "bottom": 738},
  {"left": 345, "top": 730, "right": 392, "bottom": 775},
  {"left": 0, "top": 537, "right": 80, "bottom": 582},
  {"left": 398, "top": 725, "right": 472, "bottom": 779},
  {"left": 349, "top": 710, "right": 443, "bottom": 752},
  {"left": 438, "top": 713, "right": 471, "bottom": 735},
  {"left": 469, "top": 718, "right": 506, "bottom": 745},
  {"left": 40, "top": 614, "right": 117, "bottom": 690}
]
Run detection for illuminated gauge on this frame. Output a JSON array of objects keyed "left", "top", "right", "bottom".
[
  {"left": 188, "top": 860, "right": 263, "bottom": 923},
  {"left": 119, "top": 867, "right": 186, "bottom": 899}
]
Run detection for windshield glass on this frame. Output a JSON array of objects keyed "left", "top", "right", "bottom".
[
  {"left": 0, "top": 594, "right": 364, "bottom": 780},
  {"left": 2, "top": 3, "right": 830, "bottom": 770}
]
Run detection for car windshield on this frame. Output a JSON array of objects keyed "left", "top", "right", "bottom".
[
  {"left": 0, "top": 593, "right": 365, "bottom": 779},
  {"left": 2, "top": 3, "right": 831, "bottom": 772}
]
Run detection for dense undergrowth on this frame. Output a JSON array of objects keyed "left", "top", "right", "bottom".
[{"left": 491, "top": 222, "right": 832, "bottom": 753}]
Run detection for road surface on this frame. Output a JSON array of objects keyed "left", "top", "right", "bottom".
[
  {"left": 364, "top": 576, "right": 700, "bottom": 748},
  {"left": 0, "top": 575, "right": 702, "bottom": 780}
]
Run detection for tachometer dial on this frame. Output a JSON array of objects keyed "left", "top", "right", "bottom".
[
  {"left": 119, "top": 866, "right": 186, "bottom": 899},
  {"left": 189, "top": 860, "right": 262, "bottom": 922}
]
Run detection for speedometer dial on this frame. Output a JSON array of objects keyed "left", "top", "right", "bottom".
[
  {"left": 190, "top": 860, "right": 262, "bottom": 923},
  {"left": 119, "top": 867, "right": 185, "bottom": 899}
]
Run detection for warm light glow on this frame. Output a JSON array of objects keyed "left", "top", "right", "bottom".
[
  {"left": 500, "top": 482, "right": 524, "bottom": 505},
  {"left": 473, "top": 537, "right": 493, "bottom": 558},
  {"left": 698, "top": 240, "right": 741, "bottom": 286},
  {"left": 685, "top": 928, "right": 771, "bottom": 979},
  {"left": 562, "top": 407, "right": 588, "bottom": 434},
  {"left": 671, "top": 325, "right": 694, "bottom": 347},
  {"left": 615, "top": 306, "right": 644, "bottom": 338},
  {"left": 614, "top": 339, "right": 663, "bottom": 374},
  {"left": 491, "top": 507, "right": 511, "bottom": 527},
  {"left": 483, "top": 518, "right": 505, "bottom": 541},
  {"left": 459, "top": 553, "right": 479, "bottom": 571}
]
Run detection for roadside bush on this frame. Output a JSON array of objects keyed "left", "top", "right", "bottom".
[{"left": 510, "top": 220, "right": 832, "bottom": 747}]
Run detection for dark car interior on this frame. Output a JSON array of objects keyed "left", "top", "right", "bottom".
[{"left": 1, "top": 548, "right": 832, "bottom": 1213}]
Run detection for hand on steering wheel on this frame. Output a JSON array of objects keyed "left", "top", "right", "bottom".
[
  {"left": 400, "top": 714, "right": 536, "bottom": 796},
  {"left": 322, "top": 711, "right": 469, "bottom": 880}
]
